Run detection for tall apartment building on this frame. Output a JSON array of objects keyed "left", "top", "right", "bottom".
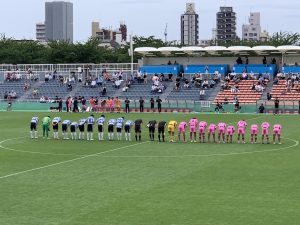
[
  {"left": 36, "top": 22, "right": 46, "bottom": 42},
  {"left": 216, "top": 6, "right": 237, "bottom": 44},
  {"left": 180, "top": 3, "right": 199, "bottom": 46},
  {"left": 45, "top": 1, "right": 73, "bottom": 42},
  {"left": 242, "top": 12, "right": 261, "bottom": 41},
  {"left": 91, "top": 21, "right": 127, "bottom": 46}
]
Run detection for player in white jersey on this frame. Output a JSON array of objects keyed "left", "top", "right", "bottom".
[
  {"left": 86, "top": 115, "right": 95, "bottom": 141},
  {"left": 107, "top": 118, "right": 116, "bottom": 140},
  {"left": 62, "top": 120, "right": 71, "bottom": 139},
  {"left": 96, "top": 115, "right": 105, "bottom": 141},
  {"left": 70, "top": 121, "right": 78, "bottom": 140},
  {"left": 52, "top": 116, "right": 61, "bottom": 139},
  {"left": 116, "top": 117, "right": 125, "bottom": 140},
  {"left": 78, "top": 118, "right": 86, "bottom": 140},
  {"left": 124, "top": 120, "right": 134, "bottom": 141},
  {"left": 30, "top": 116, "right": 39, "bottom": 139}
]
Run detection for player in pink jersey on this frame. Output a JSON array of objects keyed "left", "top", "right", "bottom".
[
  {"left": 217, "top": 122, "right": 227, "bottom": 143},
  {"left": 237, "top": 119, "right": 247, "bottom": 144},
  {"left": 273, "top": 124, "right": 282, "bottom": 144},
  {"left": 198, "top": 121, "right": 207, "bottom": 143},
  {"left": 226, "top": 125, "right": 235, "bottom": 143},
  {"left": 207, "top": 123, "right": 217, "bottom": 143},
  {"left": 261, "top": 122, "right": 270, "bottom": 144},
  {"left": 178, "top": 121, "right": 187, "bottom": 142},
  {"left": 250, "top": 124, "right": 258, "bottom": 144},
  {"left": 189, "top": 118, "right": 198, "bottom": 142}
]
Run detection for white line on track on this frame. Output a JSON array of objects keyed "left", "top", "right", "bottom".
[
  {"left": 101, "top": 137, "right": 299, "bottom": 158},
  {"left": 0, "top": 141, "right": 150, "bottom": 180}
]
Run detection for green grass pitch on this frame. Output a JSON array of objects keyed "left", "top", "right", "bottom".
[{"left": 0, "top": 112, "right": 300, "bottom": 225}]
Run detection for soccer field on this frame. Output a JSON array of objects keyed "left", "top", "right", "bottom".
[{"left": 0, "top": 112, "right": 300, "bottom": 225}]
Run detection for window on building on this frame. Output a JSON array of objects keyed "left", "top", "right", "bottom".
[
  {"left": 254, "top": 33, "right": 257, "bottom": 36},
  {"left": 249, "top": 33, "right": 253, "bottom": 37},
  {"left": 252, "top": 27, "right": 256, "bottom": 31}
]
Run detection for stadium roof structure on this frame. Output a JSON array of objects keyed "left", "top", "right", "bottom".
[{"left": 134, "top": 45, "right": 300, "bottom": 56}]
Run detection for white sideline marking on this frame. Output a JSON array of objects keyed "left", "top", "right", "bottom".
[
  {"left": 0, "top": 141, "right": 149, "bottom": 180},
  {"left": 102, "top": 137, "right": 299, "bottom": 158},
  {"left": 0, "top": 137, "right": 83, "bottom": 157}
]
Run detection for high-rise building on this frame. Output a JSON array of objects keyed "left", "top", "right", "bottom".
[
  {"left": 242, "top": 12, "right": 261, "bottom": 41},
  {"left": 36, "top": 22, "right": 46, "bottom": 42},
  {"left": 91, "top": 21, "right": 127, "bottom": 46},
  {"left": 180, "top": 3, "right": 199, "bottom": 46},
  {"left": 216, "top": 7, "right": 237, "bottom": 44},
  {"left": 45, "top": 1, "right": 73, "bottom": 42}
]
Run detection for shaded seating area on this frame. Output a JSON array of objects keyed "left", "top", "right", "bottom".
[
  {"left": 139, "top": 65, "right": 182, "bottom": 75},
  {"left": 184, "top": 64, "right": 228, "bottom": 76},
  {"left": 270, "top": 80, "right": 300, "bottom": 101}
]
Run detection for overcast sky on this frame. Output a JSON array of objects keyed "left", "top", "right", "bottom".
[{"left": 1, "top": 0, "right": 299, "bottom": 42}]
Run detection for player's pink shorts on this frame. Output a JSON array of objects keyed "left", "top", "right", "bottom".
[
  {"left": 262, "top": 129, "right": 269, "bottom": 135},
  {"left": 208, "top": 128, "right": 216, "bottom": 134},
  {"left": 199, "top": 127, "right": 205, "bottom": 134},
  {"left": 251, "top": 129, "right": 258, "bottom": 135},
  {"left": 218, "top": 129, "right": 225, "bottom": 134},
  {"left": 190, "top": 127, "right": 196, "bottom": 133},
  {"left": 178, "top": 126, "right": 186, "bottom": 132},
  {"left": 238, "top": 128, "right": 245, "bottom": 134},
  {"left": 227, "top": 130, "right": 234, "bottom": 135},
  {"left": 273, "top": 129, "right": 281, "bottom": 135}
]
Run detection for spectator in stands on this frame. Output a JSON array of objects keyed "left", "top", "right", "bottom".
[
  {"left": 233, "top": 95, "right": 239, "bottom": 104},
  {"left": 67, "top": 83, "right": 72, "bottom": 91},
  {"left": 224, "top": 74, "right": 230, "bottom": 82},
  {"left": 242, "top": 71, "right": 248, "bottom": 80},
  {"left": 273, "top": 76, "right": 279, "bottom": 85},
  {"left": 231, "top": 85, "right": 239, "bottom": 93},
  {"left": 125, "top": 97, "right": 130, "bottom": 113},
  {"left": 184, "top": 79, "right": 190, "bottom": 88},
  {"left": 167, "top": 60, "right": 172, "bottom": 65},
  {"left": 259, "top": 104, "right": 265, "bottom": 113},
  {"left": 202, "top": 79, "right": 209, "bottom": 89},
  {"left": 213, "top": 71, "right": 221, "bottom": 83},
  {"left": 245, "top": 56, "right": 249, "bottom": 65},
  {"left": 220, "top": 80, "right": 229, "bottom": 91},
  {"left": 262, "top": 56, "right": 267, "bottom": 65},
  {"left": 32, "top": 88, "right": 38, "bottom": 98},
  {"left": 272, "top": 58, "right": 276, "bottom": 64},
  {"left": 251, "top": 82, "right": 256, "bottom": 91},
  {"left": 249, "top": 71, "right": 255, "bottom": 80},
  {"left": 23, "top": 82, "right": 30, "bottom": 91},
  {"left": 199, "top": 88, "right": 205, "bottom": 100},
  {"left": 137, "top": 71, "right": 142, "bottom": 83},
  {"left": 168, "top": 73, "right": 173, "bottom": 81},
  {"left": 174, "top": 61, "right": 178, "bottom": 65},
  {"left": 115, "top": 79, "right": 122, "bottom": 89},
  {"left": 236, "top": 56, "right": 243, "bottom": 64},
  {"left": 209, "top": 80, "right": 216, "bottom": 88},
  {"left": 143, "top": 72, "right": 148, "bottom": 84},
  {"left": 101, "top": 87, "right": 107, "bottom": 96},
  {"left": 234, "top": 101, "right": 241, "bottom": 113},
  {"left": 175, "top": 80, "right": 180, "bottom": 91},
  {"left": 267, "top": 92, "right": 272, "bottom": 101},
  {"left": 97, "top": 75, "right": 104, "bottom": 86},
  {"left": 255, "top": 84, "right": 264, "bottom": 92}
]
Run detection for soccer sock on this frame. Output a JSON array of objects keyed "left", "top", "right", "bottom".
[
  {"left": 90, "top": 133, "right": 93, "bottom": 140},
  {"left": 79, "top": 132, "right": 81, "bottom": 139},
  {"left": 82, "top": 133, "right": 85, "bottom": 140},
  {"left": 98, "top": 133, "right": 101, "bottom": 140},
  {"left": 71, "top": 133, "right": 74, "bottom": 140},
  {"left": 139, "top": 135, "right": 141, "bottom": 141},
  {"left": 158, "top": 134, "right": 161, "bottom": 141},
  {"left": 30, "top": 131, "right": 33, "bottom": 138},
  {"left": 149, "top": 134, "right": 151, "bottom": 140},
  {"left": 135, "top": 135, "right": 137, "bottom": 141},
  {"left": 111, "top": 133, "right": 114, "bottom": 140},
  {"left": 87, "top": 133, "right": 89, "bottom": 140},
  {"left": 119, "top": 133, "right": 122, "bottom": 141},
  {"left": 74, "top": 133, "right": 77, "bottom": 140},
  {"left": 162, "top": 135, "right": 165, "bottom": 142},
  {"left": 34, "top": 131, "right": 37, "bottom": 138},
  {"left": 100, "top": 132, "right": 104, "bottom": 140},
  {"left": 125, "top": 133, "right": 128, "bottom": 141},
  {"left": 128, "top": 133, "right": 131, "bottom": 141}
]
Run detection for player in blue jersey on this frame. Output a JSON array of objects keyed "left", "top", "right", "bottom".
[
  {"left": 30, "top": 116, "right": 39, "bottom": 139},
  {"left": 52, "top": 116, "right": 61, "bottom": 139},
  {"left": 86, "top": 114, "right": 95, "bottom": 141},
  {"left": 78, "top": 118, "right": 86, "bottom": 140},
  {"left": 96, "top": 115, "right": 106, "bottom": 141},
  {"left": 124, "top": 120, "right": 134, "bottom": 141},
  {"left": 116, "top": 117, "right": 125, "bottom": 140},
  {"left": 107, "top": 118, "right": 116, "bottom": 140},
  {"left": 70, "top": 121, "right": 79, "bottom": 140},
  {"left": 62, "top": 119, "right": 71, "bottom": 139}
]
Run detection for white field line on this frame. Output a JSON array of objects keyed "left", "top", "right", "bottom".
[{"left": 0, "top": 141, "right": 150, "bottom": 180}]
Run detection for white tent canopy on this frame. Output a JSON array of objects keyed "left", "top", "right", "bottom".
[{"left": 134, "top": 45, "right": 300, "bottom": 55}]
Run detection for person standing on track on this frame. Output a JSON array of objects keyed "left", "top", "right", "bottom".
[{"left": 125, "top": 97, "right": 130, "bottom": 113}]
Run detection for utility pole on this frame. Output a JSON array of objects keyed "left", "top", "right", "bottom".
[{"left": 164, "top": 23, "right": 168, "bottom": 43}]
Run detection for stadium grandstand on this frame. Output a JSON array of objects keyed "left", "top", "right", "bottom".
[{"left": 1, "top": 45, "right": 300, "bottom": 113}]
